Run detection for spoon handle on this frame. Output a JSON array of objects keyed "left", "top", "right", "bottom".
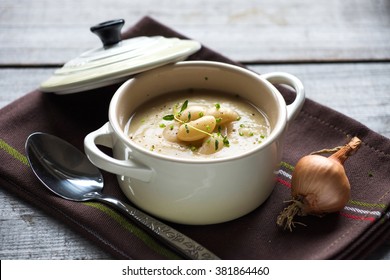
[{"left": 96, "top": 195, "right": 220, "bottom": 260}]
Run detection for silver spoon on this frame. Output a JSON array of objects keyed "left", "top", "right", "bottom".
[{"left": 25, "top": 132, "right": 219, "bottom": 260}]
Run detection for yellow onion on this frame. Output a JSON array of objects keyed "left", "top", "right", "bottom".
[{"left": 277, "top": 137, "right": 362, "bottom": 231}]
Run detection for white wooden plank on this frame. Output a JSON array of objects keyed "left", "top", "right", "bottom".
[
  {"left": 0, "top": 188, "right": 111, "bottom": 259},
  {"left": 0, "top": 69, "right": 53, "bottom": 108},
  {"left": 249, "top": 63, "right": 390, "bottom": 138},
  {"left": 1, "top": 0, "right": 389, "bottom": 64}
]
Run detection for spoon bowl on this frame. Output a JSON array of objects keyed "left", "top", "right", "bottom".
[{"left": 25, "top": 132, "right": 219, "bottom": 260}]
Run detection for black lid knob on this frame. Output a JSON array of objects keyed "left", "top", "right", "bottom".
[{"left": 90, "top": 19, "right": 125, "bottom": 47}]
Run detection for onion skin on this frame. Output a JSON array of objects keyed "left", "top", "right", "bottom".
[
  {"left": 277, "top": 137, "right": 361, "bottom": 231},
  {"left": 291, "top": 155, "right": 350, "bottom": 215}
]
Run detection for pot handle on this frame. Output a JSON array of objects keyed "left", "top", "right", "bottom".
[
  {"left": 261, "top": 72, "right": 305, "bottom": 123},
  {"left": 84, "top": 122, "right": 154, "bottom": 182}
]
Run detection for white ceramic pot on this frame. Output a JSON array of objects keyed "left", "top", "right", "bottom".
[{"left": 84, "top": 61, "right": 305, "bottom": 225}]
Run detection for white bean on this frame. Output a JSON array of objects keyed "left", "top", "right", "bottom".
[
  {"left": 163, "top": 122, "right": 180, "bottom": 142},
  {"left": 177, "top": 106, "right": 206, "bottom": 122},
  {"left": 206, "top": 107, "right": 239, "bottom": 124},
  {"left": 198, "top": 134, "right": 225, "bottom": 155},
  {"left": 177, "top": 116, "right": 216, "bottom": 141}
]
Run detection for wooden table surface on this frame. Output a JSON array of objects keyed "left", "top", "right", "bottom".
[{"left": 1, "top": 0, "right": 389, "bottom": 259}]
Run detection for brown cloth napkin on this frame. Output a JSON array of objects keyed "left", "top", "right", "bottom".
[{"left": 1, "top": 16, "right": 389, "bottom": 260}]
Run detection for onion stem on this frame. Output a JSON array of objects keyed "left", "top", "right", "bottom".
[
  {"left": 310, "top": 146, "right": 342, "bottom": 155},
  {"left": 329, "top": 137, "right": 361, "bottom": 164}
]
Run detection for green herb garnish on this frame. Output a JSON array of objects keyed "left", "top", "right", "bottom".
[
  {"left": 223, "top": 136, "right": 230, "bottom": 147},
  {"left": 190, "top": 145, "right": 197, "bottom": 151},
  {"left": 163, "top": 100, "right": 188, "bottom": 121},
  {"left": 163, "top": 115, "right": 174, "bottom": 121},
  {"left": 180, "top": 100, "right": 188, "bottom": 112}
]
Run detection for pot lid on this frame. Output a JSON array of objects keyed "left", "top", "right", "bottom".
[{"left": 40, "top": 19, "right": 201, "bottom": 94}]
